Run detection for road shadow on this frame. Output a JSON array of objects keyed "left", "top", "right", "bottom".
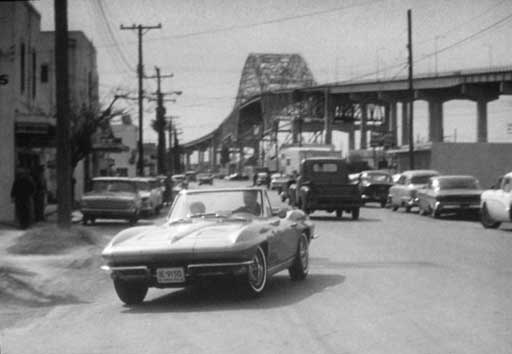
[
  {"left": 309, "top": 215, "right": 381, "bottom": 222},
  {"left": 121, "top": 272, "right": 345, "bottom": 314},
  {"left": 309, "top": 257, "right": 443, "bottom": 270}
]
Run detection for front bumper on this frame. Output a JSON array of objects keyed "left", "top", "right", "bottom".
[
  {"left": 101, "top": 260, "right": 254, "bottom": 288},
  {"left": 434, "top": 201, "right": 480, "bottom": 212},
  {"left": 307, "top": 198, "right": 361, "bottom": 209},
  {"left": 81, "top": 208, "right": 138, "bottom": 219}
]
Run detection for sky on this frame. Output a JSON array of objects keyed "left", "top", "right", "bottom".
[{"left": 30, "top": 0, "right": 512, "bottom": 150}]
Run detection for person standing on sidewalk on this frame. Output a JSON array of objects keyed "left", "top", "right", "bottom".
[
  {"left": 10, "top": 168, "right": 36, "bottom": 229},
  {"left": 32, "top": 165, "right": 47, "bottom": 222}
]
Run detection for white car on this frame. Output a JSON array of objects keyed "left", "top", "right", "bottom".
[
  {"left": 480, "top": 172, "right": 512, "bottom": 229},
  {"left": 133, "top": 177, "right": 163, "bottom": 215}
]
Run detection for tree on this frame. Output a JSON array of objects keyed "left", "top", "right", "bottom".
[{"left": 69, "top": 98, "right": 125, "bottom": 171}]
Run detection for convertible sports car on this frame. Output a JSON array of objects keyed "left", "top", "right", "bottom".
[{"left": 101, "top": 188, "right": 316, "bottom": 305}]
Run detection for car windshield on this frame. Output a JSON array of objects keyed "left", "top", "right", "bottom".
[
  {"left": 91, "top": 180, "right": 136, "bottom": 193},
  {"left": 437, "top": 177, "right": 480, "bottom": 190},
  {"left": 411, "top": 174, "right": 437, "bottom": 184},
  {"left": 362, "top": 173, "right": 392, "bottom": 183},
  {"left": 168, "top": 190, "right": 265, "bottom": 222}
]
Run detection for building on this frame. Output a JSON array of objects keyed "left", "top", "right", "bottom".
[
  {"left": 0, "top": 1, "right": 48, "bottom": 221},
  {"left": 38, "top": 30, "right": 99, "bottom": 202},
  {"left": 0, "top": 1, "right": 100, "bottom": 221},
  {"left": 109, "top": 115, "right": 138, "bottom": 177}
]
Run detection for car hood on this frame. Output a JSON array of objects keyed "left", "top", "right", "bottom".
[
  {"left": 103, "top": 219, "right": 256, "bottom": 260},
  {"left": 82, "top": 192, "right": 136, "bottom": 200}
]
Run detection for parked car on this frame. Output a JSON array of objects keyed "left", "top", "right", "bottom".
[
  {"left": 417, "top": 175, "right": 482, "bottom": 218},
  {"left": 132, "top": 177, "right": 163, "bottom": 215},
  {"left": 197, "top": 172, "right": 214, "bottom": 185},
  {"left": 225, "top": 173, "right": 249, "bottom": 181},
  {"left": 101, "top": 187, "right": 316, "bottom": 305},
  {"left": 353, "top": 170, "right": 393, "bottom": 207},
  {"left": 80, "top": 177, "right": 141, "bottom": 225},
  {"left": 270, "top": 173, "right": 290, "bottom": 192},
  {"left": 389, "top": 170, "right": 440, "bottom": 212},
  {"left": 185, "top": 170, "right": 197, "bottom": 182},
  {"left": 480, "top": 172, "right": 512, "bottom": 228},
  {"left": 289, "top": 157, "right": 361, "bottom": 219},
  {"left": 254, "top": 171, "right": 270, "bottom": 187}
]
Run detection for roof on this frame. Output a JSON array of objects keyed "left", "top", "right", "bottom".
[
  {"left": 302, "top": 156, "right": 344, "bottom": 162},
  {"left": 400, "top": 170, "right": 440, "bottom": 177},
  {"left": 432, "top": 175, "right": 478, "bottom": 180},
  {"left": 182, "top": 187, "right": 265, "bottom": 195}
]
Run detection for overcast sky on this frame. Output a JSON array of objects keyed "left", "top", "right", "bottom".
[{"left": 31, "top": 0, "right": 512, "bottom": 148}]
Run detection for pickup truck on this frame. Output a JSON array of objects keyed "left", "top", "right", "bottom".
[{"left": 289, "top": 157, "right": 362, "bottom": 219}]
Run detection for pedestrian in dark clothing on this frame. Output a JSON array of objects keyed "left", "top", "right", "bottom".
[
  {"left": 11, "top": 168, "right": 36, "bottom": 229},
  {"left": 32, "top": 165, "right": 47, "bottom": 222}
]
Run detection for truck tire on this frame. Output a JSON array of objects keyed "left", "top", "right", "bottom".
[{"left": 351, "top": 207, "right": 360, "bottom": 220}]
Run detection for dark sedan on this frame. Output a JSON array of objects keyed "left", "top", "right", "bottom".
[
  {"left": 417, "top": 175, "right": 482, "bottom": 218},
  {"left": 353, "top": 170, "right": 393, "bottom": 208}
]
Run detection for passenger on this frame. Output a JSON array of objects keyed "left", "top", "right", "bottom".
[{"left": 233, "top": 190, "right": 261, "bottom": 216}]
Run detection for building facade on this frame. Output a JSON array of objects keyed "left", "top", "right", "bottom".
[
  {"left": 109, "top": 115, "right": 138, "bottom": 177},
  {"left": 0, "top": 2, "right": 99, "bottom": 221}
]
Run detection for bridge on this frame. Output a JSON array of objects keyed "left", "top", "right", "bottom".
[{"left": 181, "top": 53, "right": 512, "bottom": 172}]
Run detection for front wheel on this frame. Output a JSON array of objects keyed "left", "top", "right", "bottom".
[
  {"left": 480, "top": 204, "right": 501, "bottom": 229},
  {"left": 289, "top": 234, "right": 309, "bottom": 281},
  {"left": 113, "top": 279, "right": 148, "bottom": 305},
  {"left": 246, "top": 246, "right": 268, "bottom": 296}
]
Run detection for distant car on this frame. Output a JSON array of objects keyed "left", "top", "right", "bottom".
[
  {"left": 255, "top": 172, "right": 270, "bottom": 187},
  {"left": 225, "top": 173, "right": 249, "bottom": 181},
  {"left": 270, "top": 173, "right": 291, "bottom": 192},
  {"left": 197, "top": 172, "right": 214, "bottom": 185},
  {"left": 353, "top": 170, "right": 393, "bottom": 208},
  {"left": 417, "top": 175, "right": 482, "bottom": 218},
  {"left": 80, "top": 177, "right": 141, "bottom": 225},
  {"left": 101, "top": 187, "right": 316, "bottom": 305},
  {"left": 480, "top": 172, "right": 512, "bottom": 228},
  {"left": 389, "top": 170, "right": 440, "bottom": 212},
  {"left": 185, "top": 170, "right": 197, "bottom": 182},
  {"left": 132, "top": 177, "right": 163, "bottom": 216}
]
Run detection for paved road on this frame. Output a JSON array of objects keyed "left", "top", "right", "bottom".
[{"left": 2, "top": 180, "right": 512, "bottom": 354}]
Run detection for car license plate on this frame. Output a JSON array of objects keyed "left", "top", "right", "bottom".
[{"left": 156, "top": 267, "right": 185, "bottom": 283}]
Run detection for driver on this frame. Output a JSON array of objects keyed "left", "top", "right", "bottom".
[
  {"left": 188, "top": 201, "right": 206, "bottom": 216},
  {"left": 233, "top": 190, "right": 261, "bottom": 216}
]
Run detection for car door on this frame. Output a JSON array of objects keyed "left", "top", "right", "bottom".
[
  {"left": 492, "top": 177, "right": 512, "bottom": 221},
  {"left": 417, "top": 180, "right": 430, "bottom": 210},
  {"left": 263, "top": 191, "right": 298, "bottom": 264}
]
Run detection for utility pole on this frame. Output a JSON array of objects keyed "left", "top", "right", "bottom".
[
  {"left": 407, "top": 9, "right": 415, "bottom": 170},
  {"left": 54, "top": 0, "right": 72, "bottom": 228},
  {"left": 120, "top": 23, "right": 161, "bottom": 176},
  {"left": 146, "top": 67, "right": 174, "bottom": 175}
]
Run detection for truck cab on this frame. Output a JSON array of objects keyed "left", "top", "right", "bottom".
[{"left": 290, "top": 157, "right": 361, "bottom": 219}]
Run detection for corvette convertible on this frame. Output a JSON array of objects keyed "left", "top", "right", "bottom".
[{"left": 101, "top": 187, "right": 316, "bottom": 305}]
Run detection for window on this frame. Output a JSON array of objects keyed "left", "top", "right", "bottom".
[
  {"left": 41, "top": 64, "right": 48, "bottom": 83},
  {"left": 20, "top": 43, "right": 25, "bottom": 93},
  {"left": 312, "top": 163, "right": 338, "bottom": 173},
  {"left": 32, "top": 50, "right": 36, "bottom": 99}
]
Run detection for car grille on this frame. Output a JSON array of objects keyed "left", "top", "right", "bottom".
[
  {"left": 85, "top": 199, "right": 132, "bottom": 209},
  {"left": 437, "top": 195, "right": 480, "bottom": 203}
]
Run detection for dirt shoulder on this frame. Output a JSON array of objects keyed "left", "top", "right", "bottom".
[{"left": 0, "top": 225, "right": 109, "bottom": 330}]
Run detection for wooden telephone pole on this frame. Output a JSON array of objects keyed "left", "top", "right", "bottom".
[
  {"left": 407, "top": 9, "right": 415, "bottom": 169},
  {"left": 120, "top": 23, "right": 161, "bottom": 176},
  {"left": 54, "top": 0, "right": 72, "bottom": 228}
]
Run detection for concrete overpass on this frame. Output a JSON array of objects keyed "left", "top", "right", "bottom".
[{"left": 182, "top": 58, "right": 512, "bottom": 172}]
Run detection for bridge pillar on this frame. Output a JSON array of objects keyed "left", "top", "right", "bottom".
[
  {"left": 292, "top": 117, "right": 301, "bottom": 144},
  {"left": 428, "top": 98, "right": 444, "bottom": 142},
  {"left": 476, "top": 99, "right": 488, "bottom": 143},
  {"left": 388, "top": 101, "right": 397, "bottom": 146},
  {"left": 185, "top": 152, "right": 191, "bottom": 171},
  {"left": 401, "top": 102, "right": 409, "bottom": 146},
  {"left": 324, "top": 89, "right": 333, "bottom": 145},
  {"left": 348, "top": 129, "right": 355, "bottom": 151},
  {"left": 210, "top": 140, "right": 217, "bottom": 171},
  {"left": 360, "top": 103, "right": 368, "bottom": 149}
]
